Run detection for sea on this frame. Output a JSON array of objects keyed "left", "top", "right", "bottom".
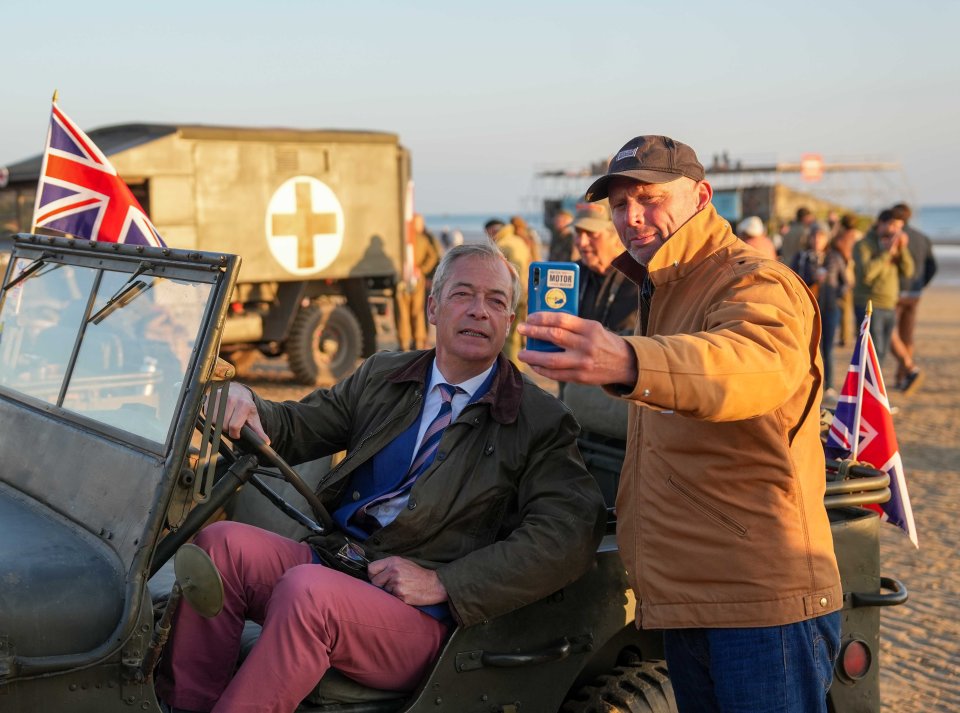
[{"left": 424, "top": 204, "right": 960, "bottom": 287}]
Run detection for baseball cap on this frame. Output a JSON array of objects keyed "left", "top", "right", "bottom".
[
  {"left": 737, "top": 216, "right": 765, "bottom": 238},
  {"left": 585, "top": 135, "right": 705, "bottom": 202},
  {"left": 571, "top": 200, "right": 614, "bottom": 233}
]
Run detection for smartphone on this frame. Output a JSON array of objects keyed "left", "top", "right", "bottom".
[{"left": 526, "top": 261, "right": 579, "bottom": 352}]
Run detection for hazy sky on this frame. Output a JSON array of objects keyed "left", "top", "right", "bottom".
[{"left": 3, "top": 0, "right": 958, "bottom": 213}]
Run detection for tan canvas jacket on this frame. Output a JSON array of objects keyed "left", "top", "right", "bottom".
[{"left": 609, "top": 205, "right": 841, "bottom": 629}]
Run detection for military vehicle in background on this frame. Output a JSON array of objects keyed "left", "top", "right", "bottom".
[{"left": 0, "top": 124, "right": 412, "bottom": 383}]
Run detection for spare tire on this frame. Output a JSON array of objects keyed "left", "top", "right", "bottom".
[
  {"left": 561, "top": 660, "right": 677, "bottom": 713},
  {"left": 287, "top": 304, "right": 363, "bottom": 385}
]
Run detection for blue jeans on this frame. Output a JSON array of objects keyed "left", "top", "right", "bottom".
[
  {"left": 820, "top": 304, "right": 840, "bottom": 390},
  {"left": 855, "top": 305, "right": 896, "bottom": 365},
  {"left": 663, "top": 612, "right": 841, "bottom": 713}
]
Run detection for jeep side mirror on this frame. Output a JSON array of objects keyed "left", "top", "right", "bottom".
[{"left": 142, "top": 544, "right": 224, "bottom": 682}]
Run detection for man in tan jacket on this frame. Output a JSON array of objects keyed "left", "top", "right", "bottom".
[{"left": 519, "top": 135, "right": 841, "bottom": 713}]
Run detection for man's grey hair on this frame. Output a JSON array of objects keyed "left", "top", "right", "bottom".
[{"left": 430, "top": 241, "right": 521, "bottom": 312}]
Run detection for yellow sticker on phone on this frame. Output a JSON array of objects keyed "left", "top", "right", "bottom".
[{"left": 545, "top": 287, "right": 567, "bottom": 309}]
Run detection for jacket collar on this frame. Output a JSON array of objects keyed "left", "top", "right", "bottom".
[
  {"left": 613, "top": 204, "right": 738, "bottom": 287},
  {"left": 386, "top": 350, "right": 523, "bottom": 424}
]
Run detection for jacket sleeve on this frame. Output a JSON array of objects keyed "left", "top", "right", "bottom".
[
  {"left": 897, "top": 243, "right": 915, "bottom": 281},
  {"left": 250, "top": 357, "right": 376, "bottom": 465},
  {"left": 608, "top": 264, "right": 817, "bottom": 422},
  {"left": 435, "top": 409, "right": 606, "bottom": 627},
  {"left": 923, "top": 249, "right": 938, "bottom": 287}
]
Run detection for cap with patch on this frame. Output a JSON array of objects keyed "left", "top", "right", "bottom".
[
  {"left": 585, "top": 135, "right": 705, "bottom": 202},
  {"left": 571, "top": 200, "right": 614, "bottom": 233}
]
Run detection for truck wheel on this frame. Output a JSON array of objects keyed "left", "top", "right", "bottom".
[
  {"left": 287, "top": 305, "right": 363, "bottom": 385},
  {"left": 561, "top": 660, "right": 677, "bottom": 713}
]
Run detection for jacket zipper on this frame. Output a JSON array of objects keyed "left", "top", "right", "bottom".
[{"left": 666, "top": 476, "right": 747, "bottom": 537}]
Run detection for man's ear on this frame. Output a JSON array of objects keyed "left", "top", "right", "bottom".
[
  {"left": 696, "top": 180, "right": 714, "bottom": 210},
  {"left": 427, "top": 294, "right": 438, "bottom": 325}
]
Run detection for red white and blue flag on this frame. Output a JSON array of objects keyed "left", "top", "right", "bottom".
[
  {"left": 31, "top": 100, "right": 165, "bottom": 247},
  {"left": 826, "top": 311, "right": 919, "bottom": 547}
]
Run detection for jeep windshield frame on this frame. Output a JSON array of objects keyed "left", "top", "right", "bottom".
[{"left": 0, "top": 237, "right": 236, "bottom": 453}]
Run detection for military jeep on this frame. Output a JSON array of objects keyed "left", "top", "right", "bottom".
[{"left": 0, "top": 235, "right": 906, "bottom": 712}]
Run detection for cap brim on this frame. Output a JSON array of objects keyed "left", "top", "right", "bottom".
[
  {"left": 584, "top": 169, "right": 685, "bottom": 202},
  {"left": 573, "top": 217, "right": 614, "bottom": 233}
]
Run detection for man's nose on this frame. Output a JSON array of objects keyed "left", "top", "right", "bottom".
[
  {"left": 625, "top": 200, "right": 645, "bottom": 226},
  {"left": 466, "top": 294, "right": 489, "bottom": 318}
]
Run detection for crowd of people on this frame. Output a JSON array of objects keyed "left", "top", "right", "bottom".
[{"left": 731, "top": 203, "right": 937, "bottom": 398}]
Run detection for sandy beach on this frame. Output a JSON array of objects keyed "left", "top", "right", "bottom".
[
  {"left": 243, "top": 279, "right": 960, "bottom": 712},
  {"left": 869, "top": 284, "right": 960, "bottom": 712}
]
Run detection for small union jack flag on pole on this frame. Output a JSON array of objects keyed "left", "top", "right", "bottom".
[
  {"left": 31, "top": 94, "right": 166, "bottom": 247},
  {"left": 826, "top": 305, "right": 918, "bottom": 547}
]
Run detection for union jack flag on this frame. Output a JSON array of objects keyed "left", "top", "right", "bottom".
[
  {"left": 826, "top": 311, "right": 918, "bottom": 547},
  {"left": 31, "top": 101, "right": 165, "bottom": 247}
]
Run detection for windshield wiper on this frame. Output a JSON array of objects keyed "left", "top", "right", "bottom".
[
  {"left": 1, "top": 253, "right": 54, "bottom": 292},
  {"left": 87, "top": 261, "right": 158, "bottom": 325}
]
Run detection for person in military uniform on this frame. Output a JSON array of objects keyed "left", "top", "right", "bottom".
[
  {"left": 396, "top": 213, "right": 440, "bottom": 350},
  {"left": 490, "top": 221, "right": 532, "bottom": 362}
]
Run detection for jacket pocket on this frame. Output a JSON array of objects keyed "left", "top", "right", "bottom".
[{"left": 667, "top": 476, "right": 747, "bottom": 537}]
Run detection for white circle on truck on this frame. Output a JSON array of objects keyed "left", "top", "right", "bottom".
[{"left": 265, "top": 176, "right": 344, "bottom": 275}]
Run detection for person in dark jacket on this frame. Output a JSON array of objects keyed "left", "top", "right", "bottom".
[
  {"left": 572, "top": 201, "right": 638, "bottom": 335},
  {"left": 889, "top": 202, "right": 937, "bottom": 393},
  {"left": 790, "top": 223, "right": 848, "bottom": 394},
  {"left": 548, "top": 208, "right": 578, "bottom": 262},
  {"left": 156, "top": 242, "right": 605, "bottom": 713}
]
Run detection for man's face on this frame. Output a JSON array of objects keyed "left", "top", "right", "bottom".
[
  {"left": 607, "top": 176, "right": 711, "bottom": 265},
  {"left": 428, "top": 255, "right": 514, "bottom": 378},
  {"left": 412, "top": 214, "right": 425, "bottom": 234},
  {"left": 877, "top": 219, "right": 904, "bottom": 240},
  {"left": 575, "top": 226, "right": 622, "bottom": 275},
  {"left": 553, "top": 213, "right": 572, "bottom": 231}
]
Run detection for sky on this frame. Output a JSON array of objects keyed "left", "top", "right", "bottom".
[{"left": 2, "top": 0, "right": 958, "bottom": 214}]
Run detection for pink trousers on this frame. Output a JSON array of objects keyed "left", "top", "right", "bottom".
[{"left": 156, "top": 521, "right": 449, "bottom": 713}]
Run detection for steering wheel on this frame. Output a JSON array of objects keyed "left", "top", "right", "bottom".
[{"left": 214, "top": 423, "right": 338, "bottom": 535}]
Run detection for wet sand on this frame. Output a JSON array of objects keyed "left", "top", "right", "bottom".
[{"left": 242, "top": 284, "right": 960, "bottom": 712}]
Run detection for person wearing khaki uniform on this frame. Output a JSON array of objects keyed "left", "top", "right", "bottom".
[
  {"left": 492, "top": 222, "right": 532, "bottom": 363},
  {"left": 520, "top": 135, "right": 842, "bottom": 713},
  {"left": 396, "top": 214, "right": 441, "bottom": 350}
]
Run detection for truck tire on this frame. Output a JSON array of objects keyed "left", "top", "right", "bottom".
[
  {"left": 287, "top": 304, "right": 363, "bottom": 385},
  {"left": 561, "top": 660, "right": 677, "bottom": 713}
]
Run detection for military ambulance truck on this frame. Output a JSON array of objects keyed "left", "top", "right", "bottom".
[{"left": 0, "top": 124, "right": 410, "bottom": 383}]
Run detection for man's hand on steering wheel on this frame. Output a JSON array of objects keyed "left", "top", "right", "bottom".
[{"left": 210, "top": 383, "right": 270, "bottom": 445}]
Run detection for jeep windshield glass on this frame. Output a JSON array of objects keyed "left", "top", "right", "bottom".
[{"left": 0, "top": 258, "right": 213, "bottom": 444}]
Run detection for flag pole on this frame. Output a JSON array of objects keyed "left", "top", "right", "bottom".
[
  {"left": 30, "top": 90, "right": 58, "bottom": 234},
  {"left": 850, "top": 300, "right": 872, "bottom": 461}
]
